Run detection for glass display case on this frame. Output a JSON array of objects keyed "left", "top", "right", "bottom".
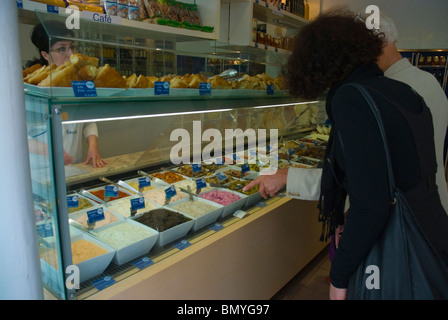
[{"left": 21, "top": 5, "right": 327, "bottom": 300}]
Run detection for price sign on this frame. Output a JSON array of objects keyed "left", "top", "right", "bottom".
[
  {"left": 105, "top": 186, "right": 118, "bottom": 197},
  {"left": 67, "top": 196, "right": 79, "bottom": 208},
  {"left": 87, "top": 208, "right": 105, "bottom": 224}
]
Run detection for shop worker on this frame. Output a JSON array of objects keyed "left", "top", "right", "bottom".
[{"left": 27, "top": 21, "right": 107, "bottom": 168}]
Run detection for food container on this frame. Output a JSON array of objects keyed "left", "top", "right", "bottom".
[
  {"left": 85, "top": 186, "right": 133, "bottom": 203},
  {"left": 199, "top": 188, "right": 247, "bottom": 218},
  {"left": 228, "top": 179, "right": 262, "bottom": 207},
  {"left": 143, "top": 186, "right": 186, "bottom": 206},
  {"left": 151, "top": 170, "right": 186, "bottom": 184},
  {"left": 217, "top": 165, "right": 260, "bottom": 181},
  {"left": 173, "top": 179, "right": 214, "bottom": 194},
  {"left": 122, "top": 177, "right": 166, "bottom": 193},
  {"left": 68, "top": 206, "right": 123, "bottom": 229},
  {"left": 107, "top": 196, "right": 159, "bottom": 218},
  {"left": 40, "top": 228, "right": 115, "bottom": 283},
  {"left": 131, "top": 208, "right": 193, "bottom": 247},
  {"left": 66, "top": 193, "right": 96, "bottom": 213},
  {"left": 167, "top": 197, "right": 223, "bottom": 231},
  {"left": 94, "top": 219, "right": 158, "bottom": 265}
]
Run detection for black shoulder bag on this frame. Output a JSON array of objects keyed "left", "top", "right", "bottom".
[{"left": 343, "top": 83, "right": 448, "bottom": 300}]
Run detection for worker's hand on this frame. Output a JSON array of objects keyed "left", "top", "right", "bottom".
[
  {"left": 84, "top": 150, "right": 107, "bottom": 168},
  {"left": 243, "top": 168, "right": 288, "bottom": 199}
]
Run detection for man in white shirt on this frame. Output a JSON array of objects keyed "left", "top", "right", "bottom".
[{"left": 244, "top": 14, "right": 448, "bottom": 213}]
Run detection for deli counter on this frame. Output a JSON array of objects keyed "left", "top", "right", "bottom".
[{"left": 22, "top": 7, "right": 328, "bottom": 300}]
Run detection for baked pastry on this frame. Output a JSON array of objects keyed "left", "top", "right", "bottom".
[
  {"left": 146, "top": 76, "right": 157, "bottom": 88},
  {"left": 24, "top": 65, "right": 51, "bottom": 85},
  {"left": 210, "top": 75, "right": 231, "bottom": 89},
  {"left": 126, "top": 74, "right": 150, "bottom": 88},
  {"left": 94, "top": 64, "right": 126, "bottom": 88},
  {"left": 186, "top": 73, "right": 208, "bottom": 89},
  {"left": 170, "top": 76, "right": 188, "bottom": 88},
  {"left": 70, "top": 53, "right": 99, "bottom": 69},
  {"left": 77, "top": 65, "right": 98, "bottom": 81},
  {"left": 38, "top": 62, "right": 80, "bottom": 87},
  {"left": 23, "top": 63, "right": 42, "bottom": 78}
]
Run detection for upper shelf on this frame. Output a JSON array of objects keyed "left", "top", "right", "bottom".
[
  {"left": 252, "top": 0, "right": 308, "bottom": 29},
  {"left": 18, "top": 0, "right": 220, "bottom": 41}
]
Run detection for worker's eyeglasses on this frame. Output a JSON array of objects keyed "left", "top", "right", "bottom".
[{"left": 51, "top": 45, "right": 77, "bottom": 54}]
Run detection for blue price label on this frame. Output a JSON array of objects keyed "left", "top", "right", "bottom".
[
  {"left": 105, "top": 186, "right": 118, "bottom": 197},
  {"left": 131, "top": 197, "right": 145, "bottom": 211},
  {"left": 47, "top": 5, "right": 59, "bottom": 14},
  {"left": 192, "top": 163, "right": 202, "bottom": 173},
  {"left": 199, "top": 82, "right": 211, "bottom": 95},
  {"left": 174, "top": 240, "right": 191, "bottom": 250},
  {"left": 154, "top": 81, "right": 170, "bottom": 95},
  {"left": 196, "top": 178, "right": 206, "bottom": 190},
  {"left": 36, "top": 222, "right": 54, "bottom": 238},
  {"left": 92, "top": 276, "right": 115, "bottom": 291},
  {"left": 289, "top": 148, "right": 295, "bottom": 156},
  {"left": 216, "top": 173, "right": 227, "bottom": 182},
  {"left": 138, "top": 177, "right": 151, "bottom": 188},
  {"left": 67, "top": 196, "right": 79, "bottom": 208},
  {"left": 209, "top": 223, "right": 224, "bottom": 232},
  {"left": 241, "top": 163, "right": 250, "bottom": 173},
  {"left": 165, "top": 186, "right": 176, "bottom": 199},
  {"left": 87, "top": 208, "right": 105, "bottom": 224},
  {"left": 72, "top": 81, "right": 97, "bottom": 97},
  {"left": 133, "top": 257, "right": 154, "bottom": 270},
  {"left": 267, "top": 84, "right": 274, "bottom": 95}
]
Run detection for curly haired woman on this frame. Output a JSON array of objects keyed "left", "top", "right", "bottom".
[
  {"left": 246, "top": 9, "right": 448, "bottom": 300},
  {"left": 290, "top": 9, "right": 448, "bottom": 300}
]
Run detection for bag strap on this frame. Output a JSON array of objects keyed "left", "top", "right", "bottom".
[{"left": 339, "top": 83, "right": 396, "bottom": 202}]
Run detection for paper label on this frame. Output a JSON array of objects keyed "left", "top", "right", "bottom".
[
  {"left": 133, "top": 257, "right": 154, "bottom": 270},
  {"left": 209, "top": 223, "right": 224, "bottom": 232},
  {"left": 72, "top": 81, "right": 97, "bottom": 97},
  {"left": 215, "top": 173, "right": 227, "bottom": 182},
  {"left": 174, "top": 240, "right": 191, "bottom": 250},
  {"left": 165, "top": 186, "right": 176, "bottom": 199},
  {"left": 92, "top": 276, "right": 116, "bottom": 291},
  {"left": 36, "top": 222, "right": 54, "bottom": 238},
  {"left": 196, "top": 178, "right": 206, "bottom": 190},
  {"left": 154, "top": 81, "right": 170, "bottom": 95},
  {"left": 67, "top": 196, "right": 79, "bottom": 208},
  {"left": 130, "top": 197, "right": 145, "bottom": 211},
  {"left": 192, "top": 163, "right": 202, "bottom": 173},
  {"left": 138, "top": 177, "right": 151, "bottom": 188},
  {"left": 105, "top": 186, "right": 118, "bottom": 197},
  {"left": 199, "top": 82, "right": 211, "bottom": 96},
  {"left": 87, "top": 208, "right": 105, "bottom": 224}
]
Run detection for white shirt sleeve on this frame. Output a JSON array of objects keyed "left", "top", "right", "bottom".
[
  {"left": 286, "top": 167, "right": 322, "bottom": 200},
  {"left": 83, "top": 122, "right": 98, "bottom": 140}
]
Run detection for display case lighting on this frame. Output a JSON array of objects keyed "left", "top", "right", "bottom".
[{"left": 63, "top": 108, "right": 234, "bottom": 124}]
